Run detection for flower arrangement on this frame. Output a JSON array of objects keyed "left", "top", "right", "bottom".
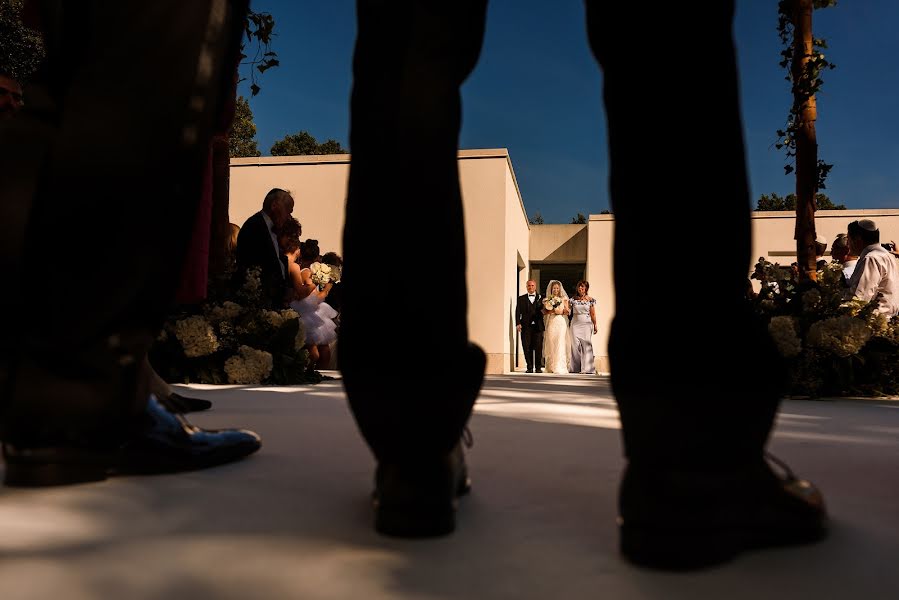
[
  {"left": 543, "top": 296, "right": 563, "bottom": 311},
  {"left": 150, "top": 267, "right": 324, "bottom": 385},
  {"left": 751, "top": 258, "right": 899, "bottom": 397},
  {"left": 310, "top": 261, "right": 338, "bottom": 289}
]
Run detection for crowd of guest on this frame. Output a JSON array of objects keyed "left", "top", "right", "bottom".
[
  {"left": 751, "top": 218, "right": 899, "bottom": 318},
  {"left": 234, "top": 188, "right": 341, "bottom": 370}
]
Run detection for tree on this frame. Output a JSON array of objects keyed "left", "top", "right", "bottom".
[
  {"left": 228, "top": 96, "right": 261, "bottom": 158},
  {"left": 570, "top": 213, "right": 587, "bottom": 224},
  {"left": 599, "top": 209, "right": 612, "bottom": 215},
  {"left": 776, "top": 0, "right": 837, "bottom": 282},
  {"left": 755, "top": 192, "right": 845, "bottom": 211},
  {"left": 0, "top": 0, "right": 45, "bottom": 80},
  {"left": 209, "top": 9, "right": 280, "bottom": 283},
  {"left": 529, "top": 211, "right": 544, "bottom": 225},
  {"left": 270, "top": 130, "right": 347, "bottom": 156}
]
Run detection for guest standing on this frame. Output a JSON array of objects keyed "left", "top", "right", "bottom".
[
  {"left": 235, "top": 188, "right": 295, "bottom": 308},
  {"left": 515, "top": 279, "right": 544, "bottom": 373},
  {"left": 570, "top": 280, "right": 597, "bottom": 374}
]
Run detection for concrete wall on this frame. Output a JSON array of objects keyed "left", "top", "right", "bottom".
[
  {"left": 229, "top": 149, "right": 529, "bottom": 375},
  {"left": 529, "top": 224, "right": 588, "bottom": 263},
  {"left": 585, "top": 215, "right": 614, "bottom": 374},
  {"left": 751, "top": 209, "right": 899, "bottom": 266},
  {"left": 504, "top": 161, "right": 532, "bottom": 373},
  {"left": 230, "top": 155, "right": 351, "bottom": 258}
]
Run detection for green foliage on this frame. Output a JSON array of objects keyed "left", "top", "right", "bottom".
[
  {"left": 241, "top": 10, "right": 279, "bottom": 96},
  {"left": 229, "top": 96, "right": 261, "bottom": 158},
  {"left": 0, "top": 0, "right": 45, "bottom": 80},
  {"left": 775, "top": 0, "right": 837, "bottom": 187},
  {"left": 529, "top": 211, "right": 545, "bottom": 225},
  {"left": 570, "top": 213, "right": 587, "bottom": 224},
  {"left": 270, "top": 130, "right": 347, "bottom": 156},
  {"left": 750, "top": 256, "right": 899, "bottom": 397},
  {"left": 599, "top": 209, "right": 612, "bottom": 215},
  {"left": 755, "top": 192, "right": 846, "bottom": 211}
]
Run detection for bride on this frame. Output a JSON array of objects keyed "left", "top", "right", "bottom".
[{"left": 542, "top": 280, "right": 570, "bottom": 374}]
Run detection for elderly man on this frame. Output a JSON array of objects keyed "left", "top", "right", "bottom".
[
  {"left": 235, "top": 188, "right": 295, "bottom": 307},
  {"left": 846, "top": 219, "right": 899, "bottom": 317}
]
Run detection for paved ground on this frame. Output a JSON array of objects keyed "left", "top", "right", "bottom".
[{"left": 1, "top": 374, "right": 897, "bottom": 599}]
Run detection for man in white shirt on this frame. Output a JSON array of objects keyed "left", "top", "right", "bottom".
[{"left": 846, "top": 219, "right": 899, "bottom": 317}]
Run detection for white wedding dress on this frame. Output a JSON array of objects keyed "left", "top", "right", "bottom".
[
  {"left": 291, "top": 292, "right": 338, "bottom": 345},
  {"left": 542, "top": 280, "right": 570, "bottom": 374}
]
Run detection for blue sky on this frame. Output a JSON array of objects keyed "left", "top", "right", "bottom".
[{"left": 239, "top": 1, "right": 899, "bottom": 223}]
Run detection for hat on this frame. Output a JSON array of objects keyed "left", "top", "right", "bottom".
[
  {"left": 858, "top": 219, "right": 878, "bottom": 232},
  {"left": 815, "top": 234, "right": 827, "bottom": 246}
]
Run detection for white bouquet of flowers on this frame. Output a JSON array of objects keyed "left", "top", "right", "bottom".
[
  {"left": 310, "top": 261, "right": 339, "bottom": 289},
  {"left": 543, "top": 296, "right": 563, "bottom": 311}
]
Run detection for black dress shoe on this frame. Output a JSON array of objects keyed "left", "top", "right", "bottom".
[
  {"left": 372, "top": 441, "right": 471, "bottom": 538},
  {"left": 163, "top": 392, "right": 212, "bottom": 413},
  {"left": 534, "top": 369, "right": 542, "bottom": 373},
  {"left": 3, "top": 394, "right": 261, "bottom": 487},
  {"left": 618, "top": 454, "right": 827, "bottom": 570},
  {"left": 525, "top": 369, "right": 533, "bottom": 374}
]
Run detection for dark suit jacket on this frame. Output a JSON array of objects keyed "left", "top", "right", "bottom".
[
  {"left": 516, "top": 293, "right": 545, "bottom": 331},
  {"left": 235, "top": 211, "right": 288, "bottom": 307}
]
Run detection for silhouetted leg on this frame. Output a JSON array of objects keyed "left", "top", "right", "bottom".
[
  {"left": 0, "top": 0, "right": 246, "bottom": 445},
  {"left": 585, "top": 0, "right": 779, "bottom": 469},
  {"left": 585, "top": 1, "right": 825, "bottom": 569},
  {"left": 342, "top": 0, "right": 488, "bottom": 464}
]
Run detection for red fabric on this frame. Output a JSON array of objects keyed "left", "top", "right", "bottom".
[{"left": 174, "top": 145, "right": 214, "bottom": 303}]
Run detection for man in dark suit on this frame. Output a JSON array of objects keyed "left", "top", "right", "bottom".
[
  {"left": 516, "top": 279, "right": 544, "bottom": 373},
  {"left": 235, "top": 188, "right": 295, "bottom": 307}
]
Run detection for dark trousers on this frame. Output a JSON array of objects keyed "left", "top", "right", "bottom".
[
  {"left": 0, "top": 1, "right": 246, "bottom": 444},
  {"left": 520, "top": 326, "right": 544, "bottom": 371},
  {"left": 342, "top": 0, "right": 781, "bottom": 468}
]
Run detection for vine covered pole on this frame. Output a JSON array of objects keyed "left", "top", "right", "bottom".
[{"left": 792, "top": 0, "right": 819, "bottom": 282}]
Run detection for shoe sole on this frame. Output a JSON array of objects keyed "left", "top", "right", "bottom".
[
  {"left": 373, "top": 468, "right": 472, "bottom": 538},
  {"left": 3, "top": 440, "right": 261, "bottom": 487},
  {"left": 620, "top": 521, "right": 827, "bottom": 570}
]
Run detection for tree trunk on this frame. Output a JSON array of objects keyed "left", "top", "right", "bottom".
[{"left": 792, "top": 0, "right": 819, "bottom": 282}]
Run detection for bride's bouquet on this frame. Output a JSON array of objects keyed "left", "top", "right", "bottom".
[
  {"left": 310, "top": 262, "right": 339, "bottom": 289},
  {"left": 543, "top": 296, "right": 563, "bottom": 311}
]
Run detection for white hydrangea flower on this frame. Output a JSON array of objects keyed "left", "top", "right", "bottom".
[
  {"left": 174, "top": 315, "right": 219, "bottom": 357},
  {"left": 769, "top": 316, "right": 802, "bottom": 358},
  {"left": 801, "top": 289, "right": 822, "bottom": 311},
  {"left": 807, "top": 316, "right": 872, "bottom": 358},
  {"left": 264, "top": 310, "right": 284, "bottom": 328},
  {"left": 224, "top": 345, "right": 273, "bottom": 384},
  {"left": 208, "top": 301, "right": 243, "bottom": 323}
]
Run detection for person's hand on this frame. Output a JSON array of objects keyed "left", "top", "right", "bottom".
[
  {"left": 516, "top": 324, "right": 522, "bottom": 332},
  {"left": 593, "top": 325, "right": 598, "bottom": 334}
]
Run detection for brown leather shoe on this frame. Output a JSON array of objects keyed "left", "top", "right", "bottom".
[
  {"left": 618, "top": 454, "right": 827, "bottom": 570},
  {"left": 372, "top": 441, "right": 472, "bottom": 538}
]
